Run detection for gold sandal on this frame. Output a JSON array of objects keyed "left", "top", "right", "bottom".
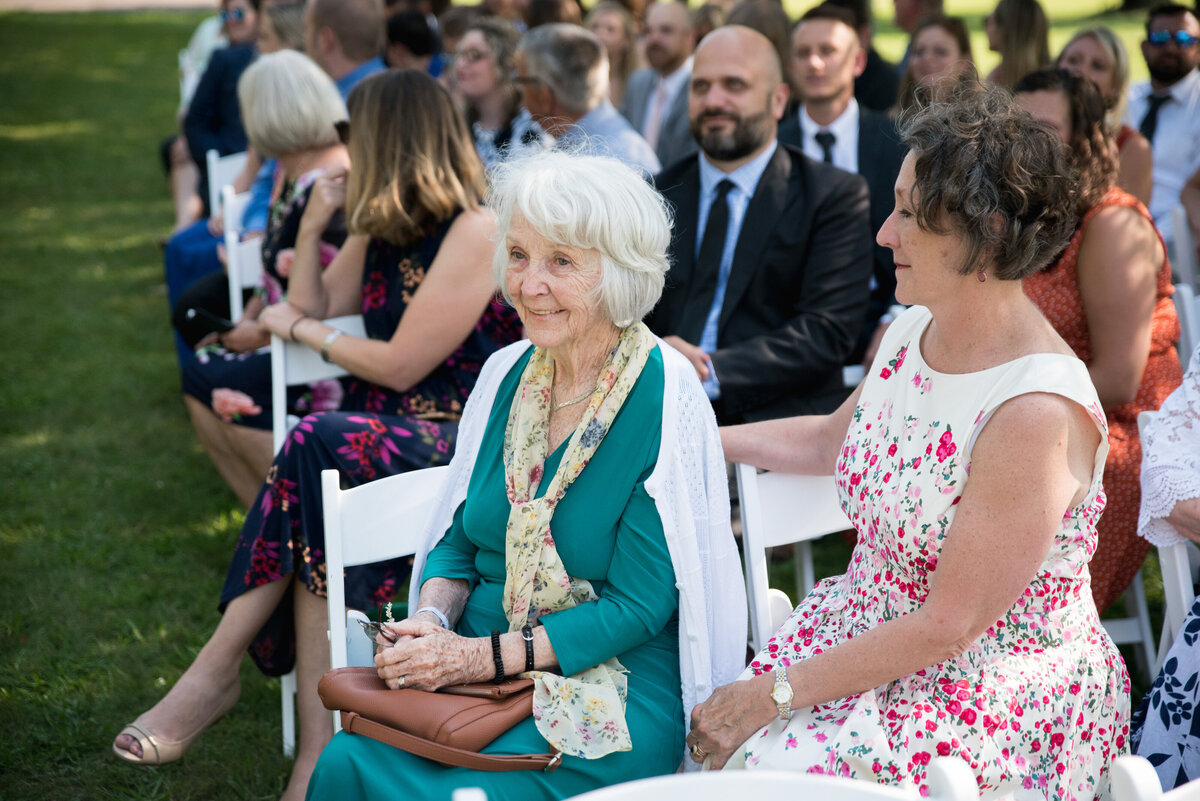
[{"left": 112, "top": 689, "right": 237, "bottom": 766}]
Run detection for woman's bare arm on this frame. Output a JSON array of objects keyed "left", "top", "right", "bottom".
[{"left": 719, "top": 383, "right": 863, "bottom": 475}]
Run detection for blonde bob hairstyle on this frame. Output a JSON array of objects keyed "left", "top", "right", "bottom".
[
  {"left": 237, "top": 50, "right": 346, "bottom": 160},
  {"left": 488, "top": 150, "right": 671, "bottom": 328},
  {"left": 344, "top": 70, "right": 485, "bottom": 246}
]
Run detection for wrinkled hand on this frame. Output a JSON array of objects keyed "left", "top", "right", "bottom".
[
  {"left": 220, "top": 318, "right": 269, "bottom": 353},
  {"left": 663, "top": 336, "right": 711, "bottom": 381},
  {"left": 374, "top": 619, "right": 490, "bottom": 691},
  {"left": 1168, "top": 497, "right": 1200, "bottom": 544},
  {"left": 258, "top": 302, "right": 307, "bottom": 341},
  {"left": 299, "top": 166, "right": 348, "bottom": 237},
  {"left": 687, "top": 675, "right": 776, "bottom": 769}
]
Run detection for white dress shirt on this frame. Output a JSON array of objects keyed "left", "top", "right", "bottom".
[
  {"left": 1126, "top": 69, "right": 1200, "bottom": 244},
  {"left": 797, "top": 99, "right": 860, "bottom": 174}
]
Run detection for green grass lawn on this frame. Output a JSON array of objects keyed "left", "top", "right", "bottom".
[{"left": 0, "top": 5, "right": 1165, "bottom": 799}]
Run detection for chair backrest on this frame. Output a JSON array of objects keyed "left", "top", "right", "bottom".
[
  {"left": 220, "top": 185, "right": 261, "bottom": 320},
  {"left": 1175, "top": 283, "right": 1198, "bottom": 367},
  {"left": 322, "top": 465, "right": 450, "bottom": 731},
  {"left": 269, "top": 315, "right": 367, "bottom": 450},
  {"left": 563, "top": 760, "right": 978, "bottom": 801},
  {"left": 1111, "top": 753, "right": 1200, "bottom": 800},
  {"left": 1171, "top": 205, "right": 1198, "bottom": 291},
  {"left": 205, "top": 148, "right": 248, "bottom": 216},
  {"left": 735, "top": 462, "right": 852, "bottom": 652}
]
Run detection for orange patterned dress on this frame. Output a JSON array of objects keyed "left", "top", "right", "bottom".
[{"left": 1023, "top": 187, "right": 1183, "bottom": 613}]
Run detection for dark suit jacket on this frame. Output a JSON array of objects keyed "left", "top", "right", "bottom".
[
  {"left": 647, "top": 144, "right": 873, "bottom": 423},
  {"left": 620, "top": 67, "right": 697, "bottom": 173},
  {"left": 778, "top": 107, "right": 907, "bottom": 354},
  {"left": 855, "top": 48, "right": 900, "bottom": 112},
  {"left": 185, "top": 43, "right": 255, "bottom": 211}
]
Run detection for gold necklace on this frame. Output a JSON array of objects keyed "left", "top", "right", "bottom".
[{"left": 551, "top": 388, "right": 592, "bottom": 410}]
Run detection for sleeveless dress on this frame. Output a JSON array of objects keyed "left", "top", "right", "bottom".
[
  {"left": 218, "top": 216, "right": 523, "bottom": 675},
  {"left": 726, "top": 306, "right": 1130, "bottom": 800},
  {"left": 1023, "top": 187, "right": 1182, "bottom": 613},
  {"left": 180, "top": 167, "right": 348, "bottom": 430}
]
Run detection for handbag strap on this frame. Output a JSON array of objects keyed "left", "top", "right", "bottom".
[{"left": 341, "top": 712, "right": 562, "bottom": 773}]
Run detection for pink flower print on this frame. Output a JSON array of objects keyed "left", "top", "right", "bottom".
[
  {"left": 895, "top": 346, "right": 907, "bottom": 369},
  {"left": 920, "top": 377, "right": 932, "bottom": 393},
  {"left": 912, "top": 751, "right": 931, "bottom": 766},
  {"left": 212, "top": 388, "right": 262, "bottom": 422},
  {"left": 275, "top": 247, "right": 296, "bottom": 277},
  {"left": 911, "top": 372, "right": 922, "bottom": 388},
  {"left": 888, "top": 443, "right": 897, "bottom": 457},
  {"left": 936, "top": 741, "right": 952, "bottom": 757},
  {"left": 785, "top": 733, "right": 798, "bottom": 749},
  {"left": 306, "top": 379, "right": 343, "bottom": 412},
  {"left": 911, "top": 456, "right": 922, "bottom": 470},
  {"left": 936, "top": 430, "right": 957, "bottom": 463}
]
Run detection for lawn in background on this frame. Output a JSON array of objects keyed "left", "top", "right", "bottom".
[{"left": 0, "top": 3, "right": 1162, "bottom": 799}]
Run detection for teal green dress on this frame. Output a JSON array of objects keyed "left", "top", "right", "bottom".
[{"left": 307, "top": 346, "right": 683, "bottom": 801}]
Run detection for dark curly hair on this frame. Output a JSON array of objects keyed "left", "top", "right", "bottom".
[
  {"left": 1014, "top": 67, "right": 1117, "bottom": 217},
  {"left": 897, "top": 80, "right": 1077, "bottom": 280}
]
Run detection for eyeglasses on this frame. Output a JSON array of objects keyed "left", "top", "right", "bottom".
[
  {"left": 334, "top": 120, "right": 350, "bottom": 146},
  {"left": 1147, "top": 29, "right": 1200, "bottom": 48},
  {"left": 454, "top": 48, "right": 490, "bottom": 64},
  {"left": 219, "top": 7, "right": 247, "bottom": 23}
]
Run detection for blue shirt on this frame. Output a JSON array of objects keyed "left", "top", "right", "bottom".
[
  {"left": 241, "top": 158, "right": 274, "bottom": 232},
  {"left": 335, "top": 56, "right": 386, "bottom": 100},
  {"left": 556, "top": 99, "right": 662, "bottom": 178},
  {"left": 695, "top": 140, "right": 778, "bottom": 398}
]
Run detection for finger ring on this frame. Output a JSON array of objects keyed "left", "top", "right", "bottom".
[
  {"left": 690, "top": 743, "right": 707, "bottom": 760},
  {"left": 396, "top": 676, "right": 406, "bottom": 688}
]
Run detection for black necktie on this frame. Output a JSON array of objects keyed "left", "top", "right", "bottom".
[
  {"left": 697, "top": 179, "right": 735, "bottom": 277},
  {"left": 1139, "top": 93, "right": 1171, "bottom": 144},
  {"left": 815, "top": 130, "right": 837, "bottom": 164}
]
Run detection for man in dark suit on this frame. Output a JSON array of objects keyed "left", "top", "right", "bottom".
[
  {"left": 779, "top": 4, "right": 907, "bottom": 363},
  {"left": 619, "top": 1, "right": 697, "bottom": 170},
  {"left": 647, "top": 24, "right": 873, "bottom": 423}
]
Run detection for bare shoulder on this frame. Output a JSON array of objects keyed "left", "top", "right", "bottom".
[
  {"left": 1086, "top": 203, "right": 1158, "bottom": 252},
  {"left": 977, "top": 391, "right": 1100, "bottom": 466},
  {"left": 448, "top": 206, "right": 496, "bottom": 241}
]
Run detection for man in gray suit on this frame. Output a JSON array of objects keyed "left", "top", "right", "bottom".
[{"left": 619, "top": 1, "right": 697, "bottom": 171}]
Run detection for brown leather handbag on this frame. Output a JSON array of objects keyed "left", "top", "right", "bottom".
[{"left": 317, "top": 667, "right": 562, "bottom": 772}]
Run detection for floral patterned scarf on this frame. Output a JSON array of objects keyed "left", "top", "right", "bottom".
[{"left": 501, "top": 321, "right": 655, "bottom": 759}]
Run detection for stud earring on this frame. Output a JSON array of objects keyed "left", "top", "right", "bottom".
[{"left": 977, "top": 270, "right": 987, "bottom": 283}]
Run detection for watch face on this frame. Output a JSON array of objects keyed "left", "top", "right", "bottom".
[{"left": 772, "top": 684, "right": 791, "bottom": 703}]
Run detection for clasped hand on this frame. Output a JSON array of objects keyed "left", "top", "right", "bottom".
[
  {"left": 374, "top": 619, "right": 489, "bottom": 691},
  {"left": 686, "top": 674, "right": 777, "bottom": 769},
  {"left": 299, "top": 166, "right": 347, "bottom": 237}
]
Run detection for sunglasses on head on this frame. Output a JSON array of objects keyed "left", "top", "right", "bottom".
[
  {"left": 220, "top": 7, "right": 247, "bottom": 23},
  {"left": 1148, "top": 29, "right": 1199, "bottom": 47}
]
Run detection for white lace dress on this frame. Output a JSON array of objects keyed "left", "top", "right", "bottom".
[{"left": 1131, "top": 344, "right": 1200, "bottom": 789}]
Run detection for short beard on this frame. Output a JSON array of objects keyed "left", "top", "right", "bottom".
[
  {"left": 691, "top": 108, "right": 773, "bottom": 162},
  {"left": 1147, "top": 56, "right": 1196, "bottom": 86}
]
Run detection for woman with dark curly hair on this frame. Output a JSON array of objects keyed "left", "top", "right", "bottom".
[
  {"left": 1016, "top": 67, "right": 1182, "bottom": 615},
  {"left": 688, "top": 81, "right": 1129, "bottom": 798}
]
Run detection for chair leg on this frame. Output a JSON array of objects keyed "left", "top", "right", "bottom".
[
  {"left": 281, "top": 669, "right": 297, "bottom": 758},
  {"left": 1130, "top": 569, "right": 1157, "bottom": 680}
]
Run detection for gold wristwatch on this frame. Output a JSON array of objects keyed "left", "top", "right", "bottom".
[{"left": 771, "top": 664, "right": 793, "bottom": 721}]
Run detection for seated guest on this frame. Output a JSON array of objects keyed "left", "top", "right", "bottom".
[
  {"left": 690, "top": 81, "right": 1129, "bottom": 798},
  {"left": 185, "top": 0, "right": 260, "bottom": 219},
  {"left": 306, "top": 150, "right": 748, "bottom": 801},
  {"left": 176, "top": 50, "right": 350, "bottom": 507},
  {"left": 1059, "top": 25, "right": 1153, "bottom": 207},
  {"left": 1131, "top": 343, "right": 1200, "bottom": 790},
  {"left": 257, "top": 1, "right": 305, "bottom": 52},
  {"left": 725, "top": 0, "right": 792, "bottom": 95},
  {"left": 586, "top": 1, "right": 640, "bottom": 108},
  {"left": 983, "top": 0, "right": 1050, "bottom": 90},
  {"left": 823, "top": 0, "right": 899, "bottom": 112},
  {"left": 515, "top": 23, "right": 660, "bottom": 176},
  {"left": 779, "top": 4, "right": 906, "bottom": 364},
  {"left": 647, "top": 25, "right": 872, "bottom": 423},
  {"left": 384, "top": 9, "right": 439, "bottom": 72},
  {"left": 891, "top": 0, "right": 943, "bottom": 75},
  {"left": 895, "top": 15, "right": 973, "bottom": 114},
  {"left": 454, "top": 17, "right": 551, "bottom": 170},
  {"left": 1016, "top": 68, "right": 1183, "bottom": 613},
  {"left": 304, "top": 0, "right": 387, "bottom": 96},
  {"left": 691, "top": 2, "right": 727, "bottom": 44},
  {"left": 525, "top": 0, "right": 583, "bottom": 28},
  {"left": 620, "top": 1, "right": 698, "bottom": 170},
  {"left": 112, "top": 71, "right": 521, "bottom": 801}
]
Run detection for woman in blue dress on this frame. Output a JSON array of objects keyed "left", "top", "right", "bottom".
[
  {"left": 305, "top": 152, "right": 748, "bottom": 800},
  {"left": 114, "top": 71, "right": 521, "bottom": 801}
]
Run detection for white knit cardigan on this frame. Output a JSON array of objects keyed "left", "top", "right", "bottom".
[{"left": 408, "top": 338, "right": 748, "bottom": 769}]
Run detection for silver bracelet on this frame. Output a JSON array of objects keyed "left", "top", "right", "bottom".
[
  {"left": 319, "top": 329, "right": 343, "bottom": 363},
  {"left": 415, "top": 605, "right": 450, "bottom": 629}
]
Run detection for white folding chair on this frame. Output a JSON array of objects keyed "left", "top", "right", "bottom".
[
  {"left": 1112, "top": 754, "right": 1200, "bottom": 800},
  {"left": 323, "top": 465, "right": 451, "bottom": 730},
  {"left": 735, "top": 463, "right": 853, "bottom": 653},
  {"left": 219, "top": 184, "right": 262, "bottom": 321},
  {"left": 269, "top": 314, "right": 366, "bottom": 756},
  {"left": 563, "top": 760, "right": 978, "bottom": 801},
  {"left": 205, "top": 148, "right": 248, "bottom": 217},
  {"left": 1139, "top": 410, "right": 1200, "bottom": 671},
  {"left": 1171, "top": 205, "right": 1198, "bottom": 291},
  {"left": 1174, "top": 283, "right": 1198, "bottom": 366}
]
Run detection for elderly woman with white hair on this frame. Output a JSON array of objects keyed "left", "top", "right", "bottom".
[{"left": 306, "top": 151, "right": 747, "bottom": 800}]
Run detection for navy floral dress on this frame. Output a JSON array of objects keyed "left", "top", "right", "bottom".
[
  {"left": 219, "top": 215, "right": 523, "bottom": 675},
  {"left": 181, "top": 168, "right": 348, "bottom": 429},
  {"left": 1132, "top": 595, "right": 1200, "bottom": 788}
]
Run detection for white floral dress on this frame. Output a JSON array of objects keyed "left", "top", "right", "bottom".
[{"left": 727, "top": 306, "right": 1130, "bottom": 800}]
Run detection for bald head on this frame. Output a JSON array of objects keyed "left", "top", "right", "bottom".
[
  {"left": 689, "top": 24, "right": 789, "bottom": 170},
  {"left": 697, "top": 24, "right": 783, "bottom": 87}
]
